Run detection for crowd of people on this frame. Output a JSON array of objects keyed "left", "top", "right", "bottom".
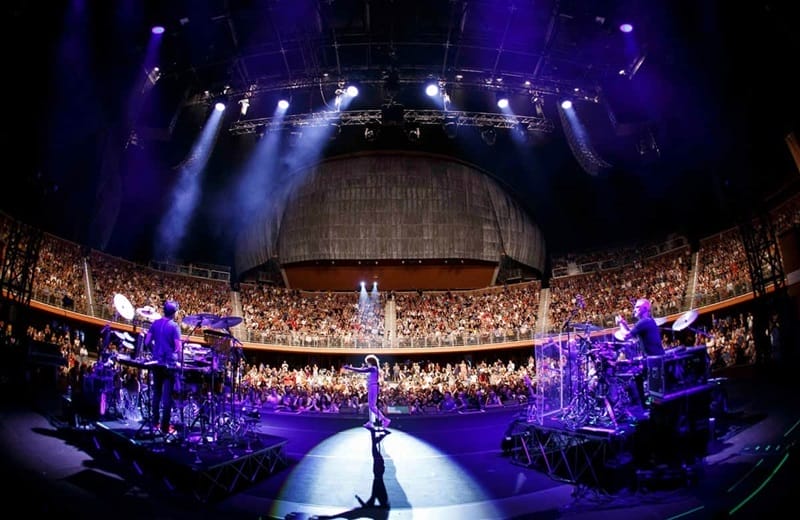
[
  {"left": 0, "top": 189, "right": 795, "bottom": 379},
  {"left": 18, "top": 187, "right": 798, "bottom": 351}
]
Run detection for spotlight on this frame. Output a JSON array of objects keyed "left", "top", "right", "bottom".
[
  {"left": 214, "top": 102, "right": 226, "bottom": 111},
  {"left": 346, "top": 85, "right": 359, "bottom": 97},
  {"left": 513, "top": 122, "right": 529, "bottom": 143},
  {"left": 480, "top": 126, "right": 496, "bottom": 146},
  {"left": 443, "top": 115, "right": 458, "bottom": 139},
  {"left": 425, "top": 83, "right": 439, "bottom": 97},
  {"left": 329, "top": 122, "right": 342, "bottom": 140},
  {"left": 277, "top": 99, "right": 290, "bottom": 110},
  {"left": 496, "top": 96, "right": 509, "bottom": 109},
  {"left": 560, "top": 100, "right": 573, "bottom": 110},
  {"left": 151, "top": 25, "right": 165, "bottom": 35},
  {"left": 238, "top": 98, "right": 250, "bottom": 115},
  {"left": 364, "top": 123, "right": 380, "bottom": 142},
  {"left": 619, "top": 23, "right": 633, "bottom": 33},
  {"left": 406, "top": 125, "right": 421, "bottom": 143}
]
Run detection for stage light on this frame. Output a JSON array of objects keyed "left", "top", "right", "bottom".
[
  {"left": 560, "top": 100, "right": 572, "bottom": 110},
  {"left": 364, "top": 125, "right": 379, "bottom": 142},
  {"left": 513, "top": 122, "right": 529, "bottom": 143},
  {"left": 277, "top": 99, "right": 290, "bottom": 110},
  {"left": 443, "top": 114, "right": 458, "bottom": 139},
  {"left": 346, "top": 85, "right": 359, "bottom": 97},
  {"left": 151, "top": 25, "right": 165, "bottom": 35},
  {"left": 481, "top": 126, "right": 496, "bottom": 146},
  {"left": 619, "top": 23, "right": 633, "bottom": 33},
  {"left": 238, "top": 98, "right": 250, "bottom": 115},
  {"left": 214, "top": 102, "right": 226, "bottom": 111},
  {"left": 406, "top": 125, "right": 421, "bottom": 143},
  {"left": 425, "top": 83, "right": 439, "bottom": 97},
  {"left": 497, "top": 95, "right": 509, "bottom": 109}
]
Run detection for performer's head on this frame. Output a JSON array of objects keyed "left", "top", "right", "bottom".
[
  {"left": 365, "top": 354, "right": 379, "bottom": 367},
  {"left": 163, "top": 300, "right": 179, "bottom": 318},
  {"left": 633, "top": 298, "right": 651, "bottom": 319}
]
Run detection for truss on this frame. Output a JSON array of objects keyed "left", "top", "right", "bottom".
[{"left": 229, "top": 108, "right": 555, "bottom": 135}]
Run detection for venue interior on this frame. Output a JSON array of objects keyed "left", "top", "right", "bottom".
[{"left": 1, "top": 1, "right": 799, "bottom": 519}]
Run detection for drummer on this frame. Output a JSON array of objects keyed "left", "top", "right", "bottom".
[
  {"left": 615, "top": 298, "right": 665, "bottom": 358},
  {"left": 615, "top": 298, "right": 664, "bottom": 408}
]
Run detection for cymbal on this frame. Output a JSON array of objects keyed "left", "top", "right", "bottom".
[
  {"left": 136, "top": 306, "right": 161, "bottom": 322},
  {"left": 113, "top": 293, "right": 135, "bottom": 320},
  {"left": 112, "top": 330, "right": 136, "bottom": 343},
  {"left": 672, "top": 309, "right": 699, "bottom": 331},
  {"left": 210, "top": 316, "right": 243, "bottom": 329},
  {"left": 182, "top": 313, "right": 220, "bottom": 328},
  {"left": 570, "top": 322, "right": 602, "bottom": 332},
  {"left": 654, "top": 316, "right": 668, "bottom": 326}
]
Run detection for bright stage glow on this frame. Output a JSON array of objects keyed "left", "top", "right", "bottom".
[{"left": 270, "top": 428, "right": 499, "bottom": 519}]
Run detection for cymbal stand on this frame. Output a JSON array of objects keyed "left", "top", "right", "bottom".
[
  {"left": 186, "top": 351, "right": 225, "bottom": 448},
  {"left": 164, "top": 321, "right": 203, "bottom": 446},
  {"left": 561, "top": 346, "right": 594, "bottom": 430},
  {"left": 216, "top": 331, "right": 249, "bottom": 445},
  {"left": 134, "top": 369, "right": 155, "bottom": 439}
]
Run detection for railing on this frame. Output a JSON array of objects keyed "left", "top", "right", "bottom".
[{"left": 26, "top": 274, "right": 761, "bottom": 352}]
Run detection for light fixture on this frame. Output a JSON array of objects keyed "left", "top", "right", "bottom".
[
  {"left": 481, "top": 126, "right": 496, "bottom": 146},
  {"left": 513, "top": 121, "right": 529, "bottom": 143},
  {"left": 496, "top": 94, "right": 509, "bottom": 109},
  {"left": 364, "top": 122, "right": 380, "bottom": 142},
  {"left": 406, "top": 125, "right": 421, "bottom": 143},
  {"left": 443, "top": 114, "right": 459, "bottom": 139},
  {"left": 238, "top": 98, "right": 250, "bottom": 115}
]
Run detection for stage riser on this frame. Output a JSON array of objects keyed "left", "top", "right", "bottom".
[
  {"left": 507, "top": 385, "right": 714, "bottom": 493},
  {"left": 90, "top": 422, "right": 288, "bottom": 503}
]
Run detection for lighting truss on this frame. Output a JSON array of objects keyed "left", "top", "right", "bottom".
[{"left": 228, "top": 109, "right": 555, "bottom": 136}]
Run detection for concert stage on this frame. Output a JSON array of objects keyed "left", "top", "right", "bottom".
[{"left": 90, "top": 418, "right": 288, "bottom": 503}]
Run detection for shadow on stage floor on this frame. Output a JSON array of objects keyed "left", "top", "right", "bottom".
[{"left": 1, "top": 363, "right": 798, "bottom": 519}]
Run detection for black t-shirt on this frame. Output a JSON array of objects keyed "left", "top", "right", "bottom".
[{"left": 629, "top": 316, "right": 665, "bottom": 357}]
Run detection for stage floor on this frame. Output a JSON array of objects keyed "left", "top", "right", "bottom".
[{"left": 2, "top": 364, "right": 798, "bottom": 519}]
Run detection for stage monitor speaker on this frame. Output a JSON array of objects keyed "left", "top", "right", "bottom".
[
  {"left": 643, "top": 385, "right": 713, "bottom": 466},
  {"left": 647, "top": 346, "right": 709, "bottom": 398}
]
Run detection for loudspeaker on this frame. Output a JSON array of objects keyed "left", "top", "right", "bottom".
[{"left": 641, "top": 386, "right": 713, "bottom": 466}]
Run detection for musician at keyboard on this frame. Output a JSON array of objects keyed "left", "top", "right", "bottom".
[{"left": 143, "top": 300, "right": 182, "bottom": 434}]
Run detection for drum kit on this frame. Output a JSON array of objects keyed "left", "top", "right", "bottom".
[
  {"left": 561, "top": 309, "right": 704, "bottom": 430},
  {"left": 101, "top": 293, "right": 252, "bottom": 447}
]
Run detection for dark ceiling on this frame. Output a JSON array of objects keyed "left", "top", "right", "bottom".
[{"left": 2, "top": 0, "right": 799, "bottom": 272}]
